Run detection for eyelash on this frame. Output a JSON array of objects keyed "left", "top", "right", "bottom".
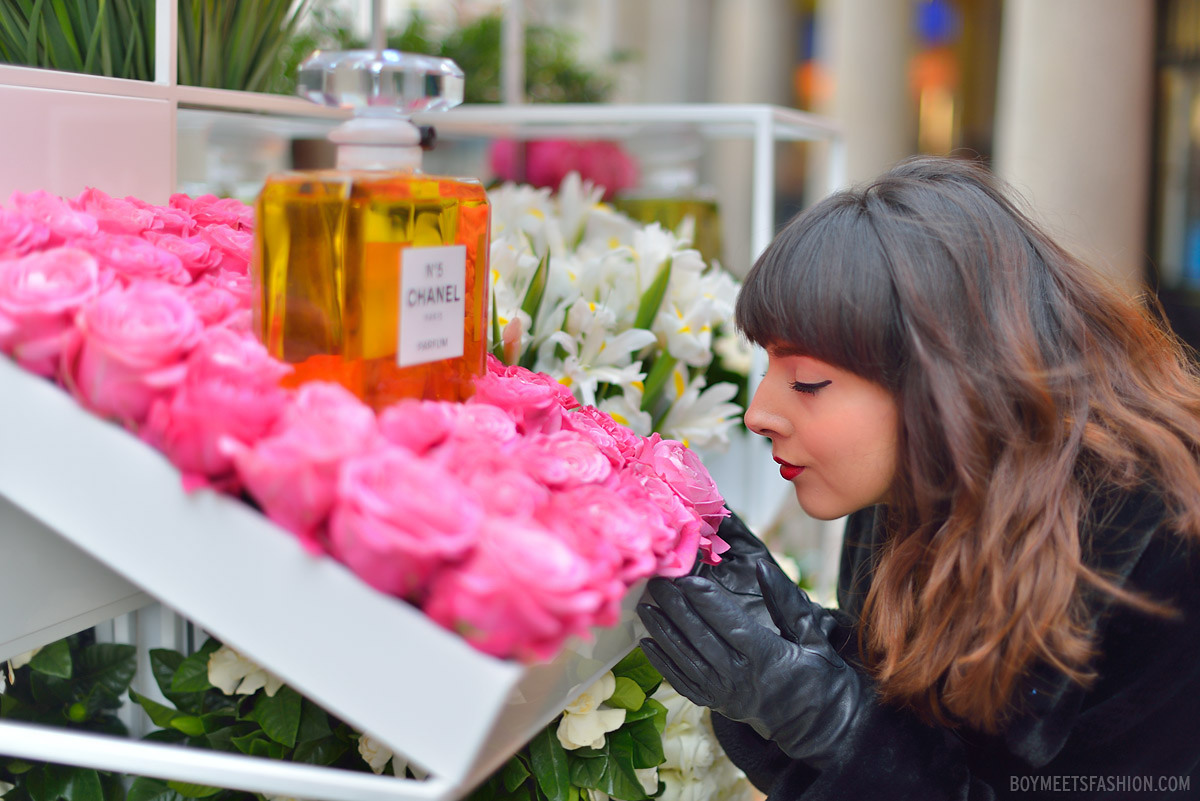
[{"left": 791, "top": 380, "right": 832, "bottom": 395}]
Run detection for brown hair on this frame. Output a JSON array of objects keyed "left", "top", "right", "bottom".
[{"left": 735, "top": 156, "right": 1200, "bottom": 732}]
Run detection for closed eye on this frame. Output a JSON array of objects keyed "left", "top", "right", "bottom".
[{"left": 791, "top": 380, "right": 832, "bottom": 395}]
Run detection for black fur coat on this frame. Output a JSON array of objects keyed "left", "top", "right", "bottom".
[{"left": 711, "top": 490, "right": 1200, "bottom": 799}]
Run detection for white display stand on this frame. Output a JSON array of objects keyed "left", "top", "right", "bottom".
[{"left": 0, "top": 356, "right": 643, "bottom": 799}]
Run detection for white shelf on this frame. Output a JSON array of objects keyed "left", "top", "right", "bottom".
[{"left": 0, "top": 356, "right": 642, "bottom": 799}]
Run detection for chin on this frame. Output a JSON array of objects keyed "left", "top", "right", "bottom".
[{"left": 794, "top": 490, "right": 849, "bottom": 521}]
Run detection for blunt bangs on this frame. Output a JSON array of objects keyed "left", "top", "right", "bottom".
[{"left": 735, "top": 196, "right": 905, "bottom": 388}]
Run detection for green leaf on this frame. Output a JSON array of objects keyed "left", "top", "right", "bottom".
[
  {"left": 567, "top": 754, "right": 606, "bottom": 790},
  {"left": 520, "top": 252, "right": 550, "bottom": 322},
  {"left": 633, "top": 257, "right": 672, "bottom": 331},
  {"left": 612, "top": 648, "right": 664, "bottom": 695},
  {"left": 248, "top": 737, "right": 287, "bottom": 760},
  {"left": 295, "top": 700, "right": 332, "bottom": 743},
  {"left": 28, "top": 640, "right": 71, "bottom": 679},
  {"left": 164, "top": 782, "right": 221, "bottom": 799},
  {"left": 126, "top": 777, "right": 184, "bottom": 801},
  {"left": 597, "top": 731, "right": 651, "bottom": 800},
  {"left": 168, "top": 641, "right": 218, "bottom": 694},
  {"left": 247, "top": 686, "right": 302, "bottom": 748},
  {"left": 529, "top": 726, "right": 570, "bottom": 801},
  {"left": 75, "top": 644, "right": 137, "bottom": 701},
  {"left": 625, "top": 718, "right": 665, "bottom": 769},
  {"left": 605, "top": 677, "right": 646, "bottom": 712},
  {"left": 500, "top": 757, "right": 530, "bottom": 794},
  {"left": 25, "top": 763, "right": 70, "bottom": 801},
  {"left": 490, "top": 291, "right": 505, "bottom": 360},
  {"left": 291, "top": 735, "right": 348, "bottom": 766},
  {"left": 623, "top": 698, "right": 667, "bottom": 729},
  {"left": 65, "top": 767, "right": 104, "bottom": 801},
  {"left": 127, "top": 690, "right": 201, "bottom": 736},
  {"left": 639, "top": 354, "right": 678, "bottom": 414}
]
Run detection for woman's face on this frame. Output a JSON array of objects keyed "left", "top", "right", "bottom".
[{"left": 744, "top": 347, "right": 899, "bottom": 520}]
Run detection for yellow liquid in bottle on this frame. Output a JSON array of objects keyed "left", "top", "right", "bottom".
[{"left": 254, "top": 170, "right": 490, "bottom": 410}]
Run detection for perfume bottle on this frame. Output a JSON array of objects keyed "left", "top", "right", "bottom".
[
  {"left": 614, "top": 129, "right": 722, "bottom": 267},
  {"left": 253, "top": 50, "right": 490, "bottom": 409}
]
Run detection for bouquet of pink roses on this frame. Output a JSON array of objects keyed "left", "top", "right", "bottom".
[{"left": 0, "top": 187, "right": 729, "bottom": 663}]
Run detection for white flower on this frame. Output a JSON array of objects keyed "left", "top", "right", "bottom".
[
  {"left": 556, "top": 672, "right": 627, "bottom": 750},
  {"left": 0, "top": 779, "right": 15, "bottom": 797},
  {"left": 657, "top": 376, "right": 742, "bottom": 451},
  {"left": 635, "top": 767, "right": 660, "bottom": 795},
  {"left": 599, "top": 392, "right": 653, "bottom": 437},
  {"left": 713, "top": 329, "right": 754, "bottom": 376},
  {"left": 206, "top": 645, "right": 284, "bottom": 697},
  {"left": 4, "top": 647, "right": 41, "bottom": 691},
  {"left": 652, "top": 682, "right": 756, "bottom": 801},
  {"left": 358, "top": 732, "right": 395, "bottom": 775}
]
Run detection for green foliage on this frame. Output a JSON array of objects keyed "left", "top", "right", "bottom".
[
  {"left": 276, "top": 6, "right": 617, "bottom": 104},
  {"left": 177, "top": 0, "right": 311, "bottom": 93},
  {"left": 465, "top": 648, "right": 666, "bottom": 801},
  {"left": 0, "top": 632, "right": 135, "bottom": 801},
  {"left": 0, "top": 0, "right": 154, "bottom": 80}
]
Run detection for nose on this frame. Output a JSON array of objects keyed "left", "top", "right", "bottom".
[{"left": 743, "top": 383, "right": 791, "bottom": 440}]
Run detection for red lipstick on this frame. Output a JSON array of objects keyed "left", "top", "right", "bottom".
[{"left": 774, "top": 457, "right": 804, "bottom": 481}]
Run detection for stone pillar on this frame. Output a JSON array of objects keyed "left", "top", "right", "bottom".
[
  {"left": 993, "top": 0, "right": 1155, "bottom": 293},
  {"left": 813, "top": 0, "right": 917, "bottom": 187}
]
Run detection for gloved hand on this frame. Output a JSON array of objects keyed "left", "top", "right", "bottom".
[
  {"left": 638, "top": 560, "right": 872, "bottom": 772},
  {"left": 696, "top": 512, "right": 838, "bottom": 639}
]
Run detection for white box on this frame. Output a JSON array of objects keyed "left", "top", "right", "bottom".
[{"left": 0, "top": 356, "right": 640, "bottom": 792}]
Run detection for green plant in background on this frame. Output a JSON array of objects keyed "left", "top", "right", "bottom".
[
  {"left": 467, "top": 650, "right": 666, "bottom": 801},
  {"left": 177, "top": 0, "right": 311, "bottom": 94},
  {"left": 0, "top": 0, "right": 155, "bottom": 80},
  {"left": 278, "top": 6, "right": 619, "bottom": 104},
  {"left": 0, "top": 632, "right": 135, "bottom": 800}
]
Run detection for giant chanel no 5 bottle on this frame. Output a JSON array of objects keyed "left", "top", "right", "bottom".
[{"left": 253, "top": 50, "right": 490, "bottom": 409}]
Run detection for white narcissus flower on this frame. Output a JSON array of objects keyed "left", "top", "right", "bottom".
[
  {"left": 0, "top": 779, "right": 15, "bottom": 796},
  {"left": 206, "top": 645, "right": 284, "bottom": 697},
  {"left": 4, "top": 647, "right": 41, "bottom": 690},
  {"left": 556, "top": 671, "right": 627, "bottom": 750},
  {"left": 713, "top": 329, "right": 754, "bottom": 377},
  {"left": 658, "top": 378, "right": 742, "bottom": 452}
]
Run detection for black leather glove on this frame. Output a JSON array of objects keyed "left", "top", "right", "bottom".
[
  {"left": 697, "top": 512, "right": 838, "bottom": 639},
  {"left": 638, "top": 560, "right": 871, "bottom": 772}
]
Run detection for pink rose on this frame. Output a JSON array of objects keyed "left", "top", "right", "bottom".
[
  {"left": 0, "top": 247, "right": 100, "bottom": 376},
  {"left": 143, "top": 232, "right": 221, "bottom": 279},
  {"left": 329, "top": 447, "right": 482, "bottom": 601},
  {"left": 462, "top": 465, "right": 550, "bottom": 519},
  {"left": 142, "top": 327, "right": 291, "bottom": 490},
  {"left": 516, "top": 430, "right": 613, "bottom": 489},
  {"left": 71, "top": 233, "right": 190, "bottom": 286},
  {"left": 71, "top": 187, "right": 163, "bottom": 236},
  {"left": 199, "top": 225, "right": 252, "bottom": 275},
  {"left": 185, "top": 271, "right": 251, "bottom": 330},
  {"left": 171, "top": 194, "right": 253, "bottom": 231},
  {"left": 639, "top": 435, "right": 730, "bottom": 563},
  {"left": 10, "top": 190, "right": 98, "bottom": 243},
  {"left": 617, "top": 462, "right": 703, "bottom": 577},
  {"left": 380, "top": 400, "right": 519, "bottom": 455},
  {"left": 570, "top": 405, "right": 642, "bottom": 460},
  {"left": 125, "top": 196, "right": 195, "bottom": 236},
  {"left": 226, "top": 381, "right": 377, "bottom": 549},
  {"left": 67, "top": 282, "right": 202, "bottom": 424},
  {"left": 489, "top": 140, "right": 639, "bottom": 201},
  {"left": 472, "top": 359, "right": 579, "bottom": 434},
  {"left": 0, "top": 210, "right": 51, "bottom": 257},
  {"left": 561, "top": 407, "right": 627, "bottom": 468},
  {"left": 538, "top": 485, "right": 663, "bottom": 586},
  {"left": 424, "top": 517, "right": 606, "bottom": 661}
]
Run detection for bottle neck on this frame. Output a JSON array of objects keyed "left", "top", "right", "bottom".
[{"left": 328, "top": 116, "right": 424, "bottom": 171}]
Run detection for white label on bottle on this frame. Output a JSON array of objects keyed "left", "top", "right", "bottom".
[{"left": 398, "top": 244, "right": 467, "bottom": 367}]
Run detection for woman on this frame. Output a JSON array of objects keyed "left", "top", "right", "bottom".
[{"left": 637, "top": 156, "right": 1200, "bottom": 799}]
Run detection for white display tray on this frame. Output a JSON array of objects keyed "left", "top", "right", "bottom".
[{"left": 0, "top": 356, "right": 641, "bottom": 794}]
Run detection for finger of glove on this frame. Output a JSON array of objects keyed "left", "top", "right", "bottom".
[
  {"left": 757, "top": 560, "right": 841, "bottom": 660},
  {"left": 639, "top": 638, "right": 716, "bottom": 709},
  {"left": 665, "top": 575, "right": 783, "bottom": 664},
  {"left": 638, "top": 603, "right": 733, "bottom": 703},
  {"left": 638, "top": 596, "right": 735, "bottom": 682}
]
